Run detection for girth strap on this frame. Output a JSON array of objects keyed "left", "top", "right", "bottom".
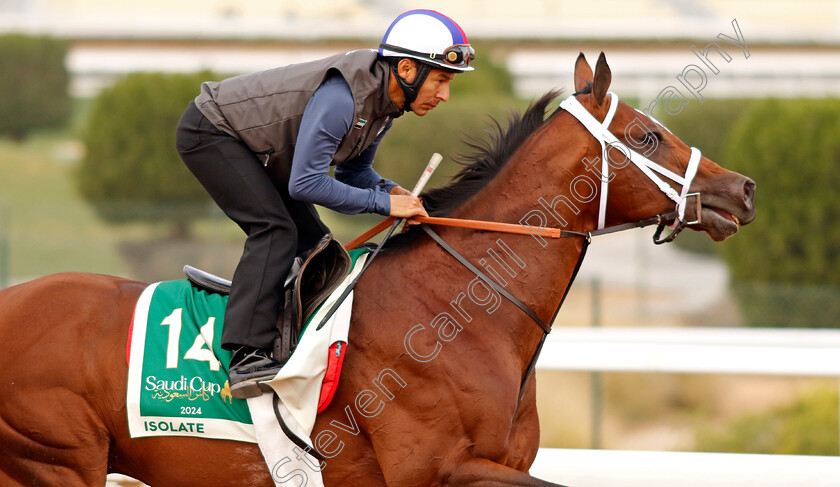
[{"left": 421, "top": 225, "right": 551, "bottom": 334}]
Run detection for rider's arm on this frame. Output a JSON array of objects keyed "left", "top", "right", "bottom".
[
  {"left": 333, "top": 120, "right": 398, "bottom": 194},
  {"left": 288, "top": 74, "right": 392, "bottom": 215}
]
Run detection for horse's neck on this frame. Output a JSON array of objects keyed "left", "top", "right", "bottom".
[
  {"left": 436, "top": 121, "right": 600, "bottom": 348},
  {"left": 450, "top": 116, "right": 599, "bottom": 231}
]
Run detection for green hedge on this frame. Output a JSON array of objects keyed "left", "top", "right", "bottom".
[
  {"left": 719, "top": 98, "right": 840, "bottom": 327},
  {"left": 0, "top": 34, "right": 71, "bottom": 140},
  {"left": 660, "top": 98, "right": 840, "bottom": 327},
  {"left": 77, "top": 71, "right": 219, "bottom": 232},
  {"left": 658, "top": 99, "right": 758, "bottom": 164},
  {"left": 731, "top": 282, "right": 840, "bottom": 328},
  {"left": 721, "top": 99, "right": 840, "bottom": 285},
  {"left": 695, "top": 388, "right": 838, "bottom": 455}
]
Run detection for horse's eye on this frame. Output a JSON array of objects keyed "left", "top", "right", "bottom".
[{"left": 643, "top": 131, "right": 663, "bottom": 145}]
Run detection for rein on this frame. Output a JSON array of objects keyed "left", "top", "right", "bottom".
[
  {"left": 411, "top": 213, "right": 680, "bottom": 240},
  {"left": 345, "top": 210, "right": 679, "bottom": 406},
  {"left": 407, "top": 211, "right": 677, "bottom": 406},
  {"left": 344, "top": 210, "right": 680, "bottom": 252}
]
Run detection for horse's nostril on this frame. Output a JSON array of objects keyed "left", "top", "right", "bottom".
[{"left": 743, "top": 179, "right": 755, "bottom": 205}]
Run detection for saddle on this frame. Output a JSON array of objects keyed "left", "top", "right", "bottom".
[{"left": 184, "top": 233, "right": 352, "bottom": 364}]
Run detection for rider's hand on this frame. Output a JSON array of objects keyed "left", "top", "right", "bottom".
[
  {"left": 389, "top": 185, "right": 412, "bottom": 196},
  {"left": 389, "top": 194, "right": 428, "bottom": 219}
]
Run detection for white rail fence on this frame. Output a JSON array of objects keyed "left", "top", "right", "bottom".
[
  {"left": 109, "top": 327, "right": 840, "bottom": 486},
  {"left": 530, "top": 327, "right": 840, "bottom": 486},
  {"left": 529, "top": 448, "right": 840, "bottom": 487},
  {"left": 538, "top": 326, "right": 840, "bottom": 376}
]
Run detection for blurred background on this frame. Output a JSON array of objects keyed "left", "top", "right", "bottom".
[{"left": 2, "top": 0, "right": 840, "bottom": 477}]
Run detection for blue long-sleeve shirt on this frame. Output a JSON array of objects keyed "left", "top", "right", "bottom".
[{"left": 288, "top": 74, "right": 397, "bottom": 216}]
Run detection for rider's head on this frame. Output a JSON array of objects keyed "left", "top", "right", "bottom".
[{"left": 379, "top": 9, "right": 474, "bottom": 114}]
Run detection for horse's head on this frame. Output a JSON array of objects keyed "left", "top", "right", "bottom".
[{"left": 567, "top": 52, "right": 755, "bottom": 242}]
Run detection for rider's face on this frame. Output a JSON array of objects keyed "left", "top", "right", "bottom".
[{"left": 408, "top": 68, "right": 455, "bottom": 116}]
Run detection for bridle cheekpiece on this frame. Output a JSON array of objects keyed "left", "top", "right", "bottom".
[{"left": 559, "top": 92, "right": 702, "bottom": 244}]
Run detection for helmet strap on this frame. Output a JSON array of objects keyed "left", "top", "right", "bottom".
[{"left": 389, "top": 58, "right": 431, "bottom": 113}]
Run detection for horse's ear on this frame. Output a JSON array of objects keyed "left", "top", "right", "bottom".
[
  {"left": 592, "top": 52, "right": 612, "bottom": 106},
  {"left": 573, "top": 52, "right": 593, "bottom": 93}
]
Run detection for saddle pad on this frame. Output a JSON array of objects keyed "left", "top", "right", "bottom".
[
  {"left": 126, "top": 279, "right": 256, "bottom": 442},
  {"left": 125, "top": 248, "right": 369, "bottom": 443}
]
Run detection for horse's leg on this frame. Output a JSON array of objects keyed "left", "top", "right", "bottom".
[
  {"left": 0, "top": 274, "right": 126, "bottom": 486},
  {"left": 0, "top": 395, "right": 110, "bottom": 486},
  {"left": 109, "top": 436, "right": 274, "bottom": 486},
  {"left": 447, "top": 376, "right": 565, "bottom": 487}
]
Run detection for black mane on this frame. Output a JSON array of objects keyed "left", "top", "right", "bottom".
[
  {"left": 420, "top": 90, "right": 562, "bottom": 217},
  {"left": 383, "top": 90, "right": 562, "bottom": 250}
]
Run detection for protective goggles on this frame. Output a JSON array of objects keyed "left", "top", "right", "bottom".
[{"left": 380, "top": 42, "right": 475, "bottom": 68}]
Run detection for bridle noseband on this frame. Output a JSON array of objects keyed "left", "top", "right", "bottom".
[{"left": 559, "top": 92, "right": 702, "bottom": 244}]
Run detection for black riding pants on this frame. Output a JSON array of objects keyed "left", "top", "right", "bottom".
[{"left": 176, "top": 101, "right": 328, "bottom": 351}]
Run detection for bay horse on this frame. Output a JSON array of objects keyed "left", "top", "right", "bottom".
[{"left": 0, "top": 53, "right": 755, "bottom": 486}]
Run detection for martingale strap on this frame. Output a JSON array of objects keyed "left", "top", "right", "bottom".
[
  {"left": 559, "top": 92, "right": 702, "bottom": 229},
  {"left": 421, "top": 225, "right": 551, "bottom": 334},
  {"left": 418, "top": 223, "right": 592, "bottom": 409}
]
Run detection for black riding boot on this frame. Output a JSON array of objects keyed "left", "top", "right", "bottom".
[{"left": 228, "top": 346, "right": 283, "bottom": 399}]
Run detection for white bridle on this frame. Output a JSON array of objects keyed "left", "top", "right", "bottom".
[{"left": 559, "top": 92, "right": 702, "bottom": 230}]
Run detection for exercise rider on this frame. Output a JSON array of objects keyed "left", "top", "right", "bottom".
[{"left": 175, "top": 9, "right": 475, "bottom": 399}]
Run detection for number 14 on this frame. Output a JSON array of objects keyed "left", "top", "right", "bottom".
[{"left": 160, "top": 308, "right": 221, "bottom": 371}]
